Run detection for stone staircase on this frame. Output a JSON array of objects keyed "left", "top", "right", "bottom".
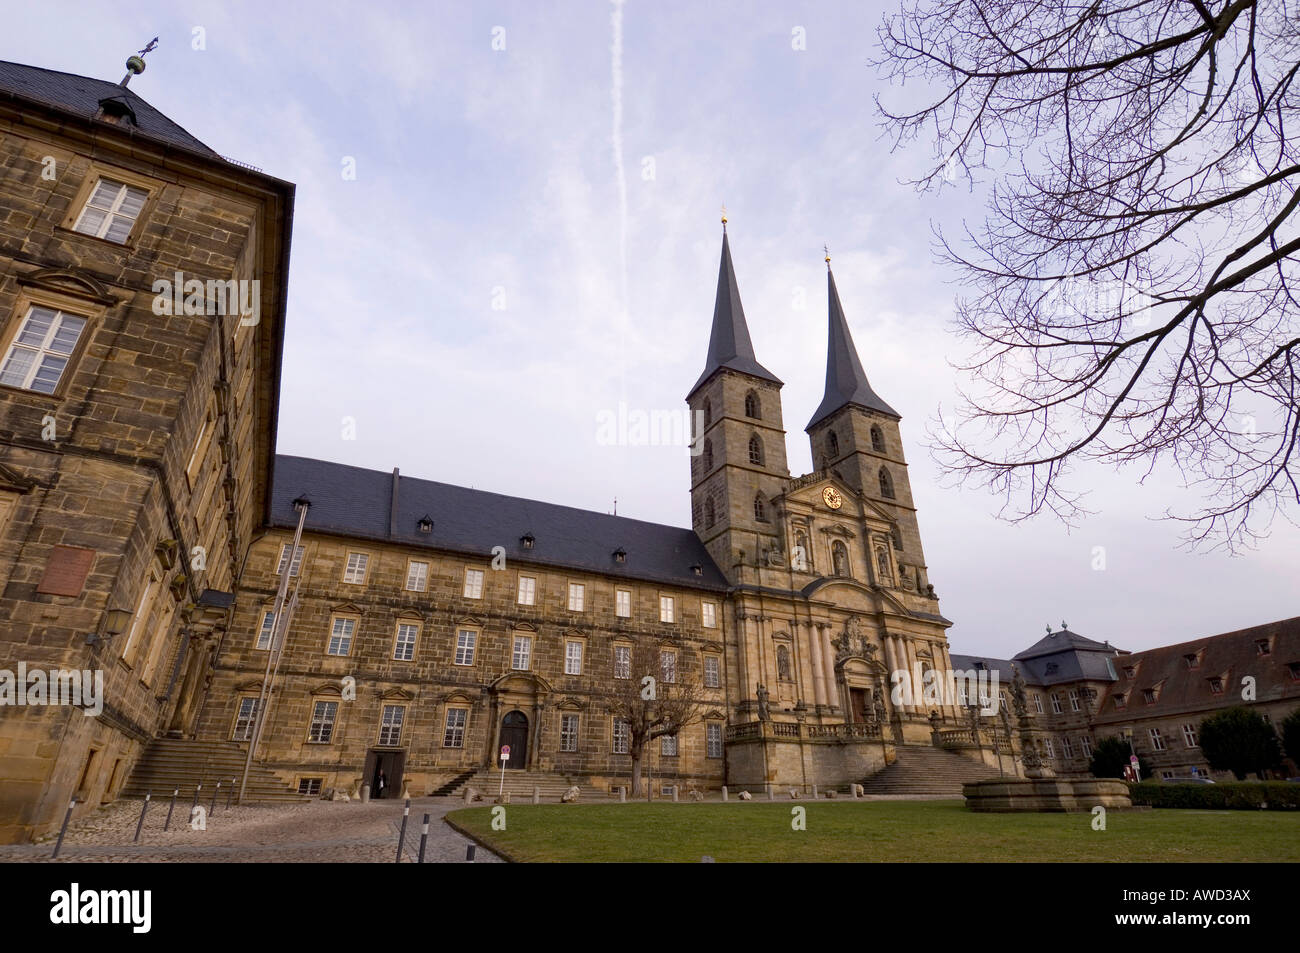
[
  {"left": 447, "top": 770, "right": 583, "bottom": 801},
  {"left": 858, "top": 745, "right": 1001, "bottom": 796},
  {"left": 121, "top": 738, "right": 307, "bottom": 802}
]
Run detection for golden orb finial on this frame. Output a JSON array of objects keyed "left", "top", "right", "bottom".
[
  {"left": 720, "top": 203, "right": 728, "bottom": 228},
  {"left": 824, "top": 243, "right": 831, "bottom": 267}
]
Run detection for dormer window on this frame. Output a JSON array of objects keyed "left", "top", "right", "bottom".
[
  {"left": 1207, "top": 676, "right": 1224, "bottom": 695},
  {"left": 1113, "top": 694, "right": 1126, "bottom": 710},
  {"left": 690, "top": 564, "right": 703, "bottom": 577},
  {"left": 417, "top": 515, "right": 433, "bottom": 534},
  {"left": 520, "top": 533, "right": 535, "bottom": 549},
  {"left": 1255, "top": 638, "right": 1271, "bottom": 657},
  {"left": 1142, "top": 688, "right": 1157, "bottom": 704},
  {"left": 1044, "top": 662, "right": 1058, "bottom": 675},
  {"left": 613, "top": 547, "right": 627, "bottom": 563},
  {"left": 1183, "top": 653, "right": 1199, "bottom": 670},
  {"left": 95, "top": 97, "right": 137, "bottom": 126},
  {"left": 1123, "top": 665, "right": 1136, "bottom": 679},
  {"left": 1288, "top": 662, "right": 1300, "bottom": 681}
]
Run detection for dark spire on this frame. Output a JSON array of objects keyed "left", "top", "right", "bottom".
[
  {"left": 806, "top": 265, "right": 898, "bottom": 429},
  {"left": 689, "top": 225, "right": 782, "bottom": 397}
]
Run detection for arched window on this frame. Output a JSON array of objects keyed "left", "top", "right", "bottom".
[
  {"left": 827, "top": 430, "right": 839, "bottom": 458},
  {"left": 703, "top": 438, "right": 713, "bottom": 471},
  {"left": 744, "top": 390, "right": 760, "bottom": 419},
  {"left": 753, "top": 494, "right": 768, "bottom": 522},
  {"left": 748, "top": 434, "right": 764, "bottom": 466},
  {"left": 890, "top": 524, "right": 903, "bottom": 550},
  {"left": 878, "top": 467, "right": 895, "bottom": 499},
  {"left": 831, "top": 540, "right": 849, "bottom": 577},
  {"left": 704, "top": 497, "right": 715, "bottom": 529},
  {"left": 703, "top": 399, "right": 712, "bottom": 428},
  {"left": 776, "top": 645, "right": 793, "bottom": 681},
  {"left": 871, "top": 425, "right": 885, "bottom": 453}
]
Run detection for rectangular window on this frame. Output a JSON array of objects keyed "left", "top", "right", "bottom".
[
  {"left": 454, "top": 629, "right": 477, "bottom": 666},
  {"left": 701, "top": 601, "right": 717, "bottom": 628},
  {"left": 393, "top": 622, "right": 418, "bottom": 661},
  {"left": 1149, "top": 728, "right": 1166, "bottom": 751},
  {"left": 517, "top": 575, "right": 536, "bottom": 605},
  {"left": 308, "top": 701, "right": 338, "bottom": 743},
  {"left": 1068, "top": 690, "right": 1080, "bottom": 712},
  {"left": 706, "top": 723, "right": 723, "bottom": 759},
  {"left": 612, "top": 719, "right": 629, "bottom": 754},
  {"left": 1032, "top": 693, "right": 1043, "bottom": 714},
  {"left": 704, "top": 655, "right": 720, "bottom": 689},
  {"left": 405, "top": 560, "right": 429, "bottom": 592},
  {"left": 327, "top": 617, "right": 355, "bottom": 656},
  {"left": 378, "top": 705, "right": 405, "bottom": 746},
  {"left": 1080, "top": 736, "right": 1093, "bottom": 757},
  {"left": 1184, "top": 653, "right": 1200, "bottom": 669},
  {"left": 512, "top": 635, "right": 532, "bottom": 671},
  {"left": 232, "top": 697, "right": 259, "bottom": 741},
  {"left": 1207, "top": 677, "right": 1224, "bottom": 695},
  {"left": 1113, "top": 694, "right": 1127, "bottom": 710},
  {"left": 615, "top": 588, "right": 631, "bottom": 618},
  {"left": 121, "top": 573, "right": 160, "bottom": 664},
  {"left": 443, "top": 708, "right": 467, "bottom": 748},
  {"left": 661, "top": 734, "right": 678, "bottom": 757},
  {"left": 185, "top": 404, "right": 214, "bottom": 486},
  {"left": 1142, "top": 688, "right": 1157, "bottom": 704},
  {"left": 568, "top": 583, "right": 585, "bottom": 611},
  {"left": 613, "top": 645, "right": 631, "bottom": 679},
  {"left": 1043, "top": 739, "right": 1055, "bottom": 759},
  {"left": 560, "top": 714, "right": 579, "bottom": 752},
  {"left": 72, "top": 177, "right": 148, "bottom": 242},
  {"left": 463, "top": 568, "right": 484, "bottom": 599},
  {"left": 297, "top": 778, "right": 322, "bottom": 796},
  {"left": 565, "top": 640, "right": 583, "bottom": 676},
  {"left": 660, "top": 596, "right": 675, "bottom": 623},
  {"left": 1062, "top": 737, "right": 1075, "bottom": 759},
  {"left": 255, "top": 610, "right": 275, "bottom": 650},
  {"left": 277, "top": 543, "right": 304, "bottom": 577},
  {"left": 1182, "top": 723, "right": 1199, "bottom": 748},
  {"left": 660, "top": 650, "right": 677, "bottom": 684},
  {"left": 1050, "top": 693, "right": 1062, "bottom": 714},
  {"left": 1255, "top": 639, "right": 1271, "bottom": 656},
  {"left": 342, "top": 552, "right": 369, "bottom": 584},
  {"left": 0, "top": 305, "right": 88, "bottom": 395}
]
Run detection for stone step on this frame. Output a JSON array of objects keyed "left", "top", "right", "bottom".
[
  {"left": 858, "top": 745, "right": 1000, "bottom": 796},
  {"left": 122, "top": 738, "right": 307, "bottom": 802}
]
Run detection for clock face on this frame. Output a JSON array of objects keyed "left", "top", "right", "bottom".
[{"left": 822, "top": 486, "right": 843, "bottom": 509}]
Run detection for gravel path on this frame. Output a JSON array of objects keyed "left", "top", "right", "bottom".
[{"left": 0, "top": 797, "right": 501, "bottom": 863}]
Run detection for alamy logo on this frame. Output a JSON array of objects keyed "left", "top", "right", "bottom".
[
  {"left": 0, "top": 664, "right": 102, "bottom": 716},
  {"left": 152, "top": 271, "right": 260, "bottom": 325},
  {"left": 890, "top": 668, "right": 1001, "bottom": 715},
  {"left": 49, "top": 883, "right": 151, "bottom": 933}
]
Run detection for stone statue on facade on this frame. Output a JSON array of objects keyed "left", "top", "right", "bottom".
[{"left": 755, "top": 684, "right": 771, "bottom": 722}]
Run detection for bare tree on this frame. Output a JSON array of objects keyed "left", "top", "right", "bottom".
[
  {"left": 605, "top": 641, "right": 706, "bottom": 797},
  {"left": 875, "top": 0, "right": 1300, "bottom": 548}
]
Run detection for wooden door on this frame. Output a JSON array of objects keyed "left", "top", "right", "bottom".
[{"left": 500, "top": 711, "right": 529, "bottom": 769}]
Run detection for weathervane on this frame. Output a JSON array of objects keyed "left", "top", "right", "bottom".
[{"left": 120, "top": 36, "right": 159, "bottom": 86}]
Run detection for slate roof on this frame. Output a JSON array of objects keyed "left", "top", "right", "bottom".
[
  {"left": 1013, "top": 627, "right": 1116, "bottom": 660},
  {"left": 269, "top": 455, "right": 729, "bottom": 590},
  {"left": 1091, "top": 617, "right": 1300, "bottom": 725},
  {"left": 689, "top": 230, "right": 782, "bottom": 397},
  {"left": 950, "top": 654, "right": 1024, "bottom": 685},
  {"left": 806, "top": 267, "right": 898, "bottom": 429},
  {"left": 0, "top": 60, "right": 219, "bottom": 157}
]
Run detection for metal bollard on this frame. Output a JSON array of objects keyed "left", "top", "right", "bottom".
[
  {"left": 722, "top": 786, "right": 728, "bottom": 802},
  {"left": 134, "top": 793, "right": 151, "bottom": 843},
  {"left": 226, "top": 779, "right": 235, "bottom": 811},
  {"left": 672, "top": 785, "right": 679, "bottom": 803},
  {"left": 51, "top": 798, "right": 76, "bottom": 859},
  {"left": 211, "top": 781, "right": 220, "bottom": 815},
  {"left": 417, "top": 813, "right": 430, "bottom": 863},
  {"left": 532, "top": 785, "right": 539, "bottom": 805},
  {"left": 619, "top": 786, "right": 626, "bottom": 803},
  {"left": 396, "top": 798, "right": 410, "bottom": 863},
  {"left": 164, "top": 788, "right": 179, "bottom": 831},
  {"left": 466, "top": 844, "right": 476, "bottom": 862},
  {"left": 190, "top": 783, "right": 202, "bottom": 818}
]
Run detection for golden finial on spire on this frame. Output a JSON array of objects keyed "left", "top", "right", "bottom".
[
  {"left": 824, "top": 243, "right": 831, "bottom": 268},
  {"left": 720, "top": 203, "right": 728, "bottom": 229}
]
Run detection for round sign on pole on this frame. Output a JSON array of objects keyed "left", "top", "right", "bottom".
[{"left": 500, "top": 745, "right": 510, "bottom": 761}]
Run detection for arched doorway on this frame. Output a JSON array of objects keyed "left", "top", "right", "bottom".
[{"left": 499, "top": 710, "right": 529, "bottom": 770}]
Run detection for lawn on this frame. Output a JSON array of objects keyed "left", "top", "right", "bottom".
[{"left": 445, "top": 799, "right": 1300, "bottom": 863}]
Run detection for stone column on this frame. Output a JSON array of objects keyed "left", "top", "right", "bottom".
[
  {"left": 808, "top": 621, "right": 827, "bottom": 710},
  {"left": 820, "top": 626, "right": 838, "bottom": 714},
  {"left": 905, "top": 639, "right": 922, "bottom": 715},
  {"left": 733, "top": 610, "right": 749, "bottom": 714}
]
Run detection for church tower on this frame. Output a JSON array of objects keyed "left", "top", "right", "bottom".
[
  {"left": 687, "top": 221, "right": 790, "bottom": 577},
  {"left": 805, "top": 262, "right": 933, "bottom": 592}
]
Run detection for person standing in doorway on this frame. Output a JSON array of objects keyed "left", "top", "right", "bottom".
[{"left": 375, "top": 768, "right": 386, "bottom": 799}]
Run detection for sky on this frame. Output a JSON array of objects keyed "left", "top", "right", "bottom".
[{"left": 6, "top": 0, "right": 1297, "bottom": 659}]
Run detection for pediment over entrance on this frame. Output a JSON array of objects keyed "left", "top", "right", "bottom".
[{"left": 489, "top": 670, "right": 553, "bottom": 694}]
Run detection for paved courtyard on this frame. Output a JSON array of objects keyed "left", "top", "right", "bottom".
[{"left": 0, "top": 796, "right": 501, "bottom": 863}]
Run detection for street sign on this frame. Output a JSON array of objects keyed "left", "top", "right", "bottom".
[{"left": 500, "top": 745, "right": 510, "bottom": 761}]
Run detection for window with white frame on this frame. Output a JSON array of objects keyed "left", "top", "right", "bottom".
[
  {"left": 1080, "top": 735, "right": 1093, "bottom": 757},
  {"left": 255, "top": 610, "right": 275, "bottom": 650},
  {"left": 661, "top": 734, "right": 678, "bottom": 756},
  {"left": 0, "top": 306, "right": 88, "bottom": 394},
  {"left": 1043, "top": 738, "right": 1055, "bottom": 759},
  {"left": 1149, "top": 728, "right": 1166, "bottom": 751},
  {"left": 327, "top": 617, "right": 355, "bottom": 656},
  {"left": 660, "top": 649, "right": 677, "bottom": 684},
  {"left": 454, "top": 629, "right": 476, "bottom": 666},
  {"left": 463, "top": 568, "right": 484, "bottom": 599},
  {"left": 517, "top": 575, "right": 536, "bottom": 605},
  {"left": 72, "top": 177, "right": 148, "bottom": 242},
  {"left": 378, "top": 705, "right": 405, "bottom": 746},
  {"left": 405, "top": 560, "right": 429, "bottom": 592},
  {"left": 613, "top": 644, "right": 631, "bottom": 679},
  {"left": 1033, "top": 693, "right": 1043, "bottom": 714},
  {"left": 568, "top": 583, "right": 585, "bottom": 611},
  {"left": 297, "top": 778, "right": 322, "bottom": 796},
  {"left": 1068, "top": 689, "right": 1080, "bottom": 712},
  {"left": 277, "top": 543, "right": 304, "bottom": 577},
  {"left": 393, "top": 622, "right": 418, "bottom": 661},
  {"left": 706, "top": 723, "right": 723, "bottom": 759},
  {"left": 560, "top": 713, "right": 579, "bottom": 752},
  {"left": 1182, "top": 723, "right": 1199, "bottom": 747},
  {"left": 565, "top": 640, "right": 584, "bottom": 676},
  {"left": 660, "top": 596, "right": 675, "bottom": 623},
  {"left": 1050, "top": 693, "right": 1062, "bottom": 714},
  {"left": 342, "top": 552, "right": 369, "bottom": 584},
  {"left": 615, "top": 588, "right": 631, "bottom": 618},
  {"left": 308, "top": 701, "right": 338, "bottom": 743},
  {"left": 704, "top": 655, "right": 720, "bottom": 688},
  {"left": 232, "top": 697, "right": 259, "bottom": 741},
  {"left": 1062, "top": 737, "right": 1075, "bottom": 758},
  {"left": 701, "top": 601, "right": 717, "bottom": 628},
  {"left": 512, "top": 635, "right": 532, "bottom": 670},
  {"left": 613, "top": 719, "right": 630, "bottom": 754},
  {"left": 443, "top": 708, "right": 467, "bottom": 748}
]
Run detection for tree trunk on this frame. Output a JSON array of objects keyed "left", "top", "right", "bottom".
[{"left": 631, "top": 752, "right": 644, "bottom": 796}]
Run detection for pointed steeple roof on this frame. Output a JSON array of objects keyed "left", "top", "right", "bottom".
[
  {"left": 806, "top": 265, "right": 898, "bottom": 429},
  {"left": 689, "top": 228, "right": 782, "bottom": 397}
]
